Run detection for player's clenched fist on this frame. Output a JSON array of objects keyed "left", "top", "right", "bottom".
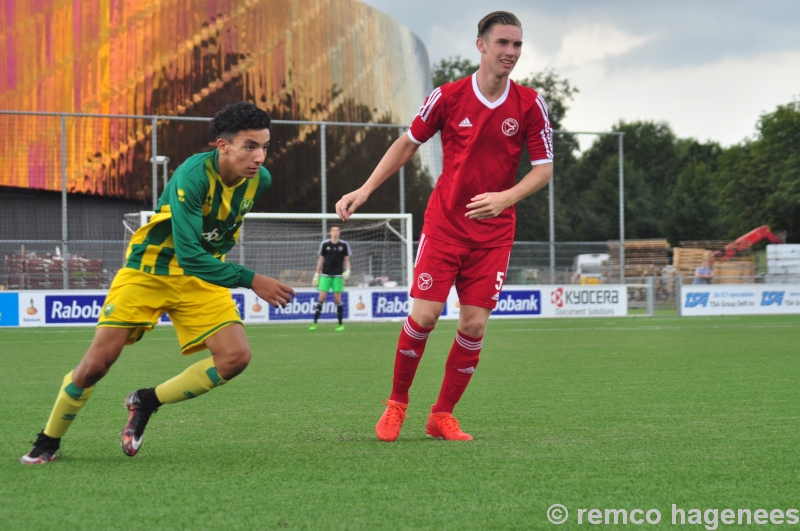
[{"left": 251, "top": 274, "right": 295, "bottom": 308}]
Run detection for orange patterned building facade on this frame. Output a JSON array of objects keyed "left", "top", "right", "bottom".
[{"left": 0, "top": 0, "right": 432, "bottom": 199}]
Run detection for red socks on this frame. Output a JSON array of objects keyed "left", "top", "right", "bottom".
[
  {"left": 389, "top": 316, "right": 434, "bottom": 404},
  {"left": 432, "top": 330, "right": 483, "bottom": 414},
  {"left": 388, "top": 319, "right": 483, "bottom": 413}
]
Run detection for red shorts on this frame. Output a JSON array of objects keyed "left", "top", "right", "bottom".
[{"left": 410, "top": 233, "right": 512, "bottom": 309}]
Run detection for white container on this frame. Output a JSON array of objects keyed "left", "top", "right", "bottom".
[{"left": 767, "top": 244, "right": 800, "bottom": 259}]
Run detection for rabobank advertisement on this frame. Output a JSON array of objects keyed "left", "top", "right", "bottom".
[
  {"left": 370, "top": 291, "right": 447, "bottom": 319},
  {"left": 2, "top": 287, "right": 629, "bottom": 327},
  {"left": 446, "top": 286, "right": 625, "bottom": 319},
  {"left": 16, "top": 291, "right": 110, "bottom": 327},
  {"left": 269, "top": 291, "right": 349, "bottom": 321},
  {"left": 681, "top": 284, "right": 800, "bottom": 316}
]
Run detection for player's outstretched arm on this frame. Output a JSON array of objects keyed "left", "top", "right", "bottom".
[
  {"left": 251, "top": 274, "right": 296, "bottom": 308},
  {"left": 335, "top": 135, "right": 420, "bottom": 220},
  {"left": 466, "top": 163, "right": 553, "bottom": 220}
]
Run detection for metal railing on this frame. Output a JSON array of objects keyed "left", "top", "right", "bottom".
[{"left": 1, "top": 109, "right": 626, "bottom": 288}]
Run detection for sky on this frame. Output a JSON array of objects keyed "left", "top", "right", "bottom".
[{"left": 361, "top": 0, "right": 800, "bottom": 149}]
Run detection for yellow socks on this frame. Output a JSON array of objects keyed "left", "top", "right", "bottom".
[
  {"left": 43, "top": 370, "right": 95, "bottom": 439},
  {"left": 41, "top": 359, "right": 226, "bottom": 438},
  {"left": 154, "top": 357, "right": 228, "bottom": 405}
]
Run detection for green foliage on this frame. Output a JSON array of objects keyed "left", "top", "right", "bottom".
[
  {"left": 560, "top": 120, "right": 733, "bottom": 243},
  {"left": 714, "top": 101, "right": 800, "bottom": 241},
  {"left": 515, "top": 69, "right": 578, "bottom": 131},
  {"left": 431, "top": 55, "right": 479, "bottom": 88},
  {"left": 513, "top": 71, "right": 579, "bottom": 241}
]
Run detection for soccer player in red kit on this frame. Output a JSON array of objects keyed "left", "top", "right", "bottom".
[{"left": 336, "top": 11, "right": 553, "bottom": 441}]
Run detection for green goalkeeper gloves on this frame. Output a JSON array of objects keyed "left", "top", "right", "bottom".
[
  {"left": 343, "top": 269, "right": 350, "bottom": 281},
  {"left": 312, "top": 272, "right": 320, "bottom": 287}
]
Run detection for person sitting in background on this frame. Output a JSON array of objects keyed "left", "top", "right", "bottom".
[{"left": 693, "top": 259, "right": 714, "bottom": 284}]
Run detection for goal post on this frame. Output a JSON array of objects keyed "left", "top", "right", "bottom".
[{"left": 124, "top": 212, "right": 414, "bottom": 288}]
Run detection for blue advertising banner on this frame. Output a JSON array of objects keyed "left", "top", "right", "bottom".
[
  {"left": 492, "top": 290, "right": 542, "bottom": 316},
  {"left": 371, "top": 291, "right": 447, "bottom": 319},
  {"left": 45, "top": 295, "right": 106, "bottom": 324},
  {"left": 0, "top": 292, "right": 20, "bottom": 326}
]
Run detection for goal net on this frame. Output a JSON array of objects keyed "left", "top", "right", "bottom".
[{"left": 123, "top": 212, "right": 414, "bottom": 288}]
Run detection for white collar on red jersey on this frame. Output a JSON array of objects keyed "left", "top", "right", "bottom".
[{"left": 472, "top": 73, "right": 511, "bottom": 109}]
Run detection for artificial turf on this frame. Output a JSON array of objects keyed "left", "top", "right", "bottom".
[{"left": 1, "top": 315, "right": 799, "bottom": 530}]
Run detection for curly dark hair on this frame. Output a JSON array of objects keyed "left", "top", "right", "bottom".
[{"left": 210, "top": 102, "right": 272, "bottom": 139}]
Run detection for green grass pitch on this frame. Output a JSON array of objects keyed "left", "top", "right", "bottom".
[{"left": 1, "top": 315, "right": 799, "bottom": 530}]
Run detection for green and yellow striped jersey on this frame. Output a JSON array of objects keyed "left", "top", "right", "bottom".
[{"left": 124, "top": 150, "right": 271, "bottom": 289}]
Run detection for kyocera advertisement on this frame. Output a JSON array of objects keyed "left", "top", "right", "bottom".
[
  {"left": 681, "top": 285, "right": 800, "bottom": 316},
  {"left": 540, "top": 286, "right": 627, "bottom": 317},
  {"left": 443, "top": 286, "right": 626, "bottom": 318}
]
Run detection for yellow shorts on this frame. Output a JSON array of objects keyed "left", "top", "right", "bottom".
[{"left": 97, "top": 268, "right": 242, "bottom": 355}]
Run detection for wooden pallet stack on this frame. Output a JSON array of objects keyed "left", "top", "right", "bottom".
[
  {"left": 2, "top": 253, "right": 105, "bottom": 289},
  {"left": 672, "top": 247, "right": 714, "bottom": 279},
  {"left": 713, "top": 260, "right": 756, "bottom": 284},
  {"left": 603, "top": 239, "right": 672, "bottom": 279},
  {"left": 677, "top": 240, "right": 755, "bottom": 283}
]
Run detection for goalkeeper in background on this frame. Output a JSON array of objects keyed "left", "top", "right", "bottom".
[{"left": 310, "top": 225, "right": 351, "bottom": 332}]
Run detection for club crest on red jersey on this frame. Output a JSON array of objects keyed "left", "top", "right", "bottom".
[
  {"left": 502, "top": 118, "right": 519, "bottom": 136},
  {"left": 417, "top": 273, "right": 433, "bottom": 290}
]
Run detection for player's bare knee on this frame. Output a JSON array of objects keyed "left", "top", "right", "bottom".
[
  {"left": 458, "top": 316, "right": 487, "bottom": 338},
  {"left": 215, "top": 346, "right": 251, "bottom": 379},
  {"left": 415, "top": 313, "right": 440, "bottom": 329}
]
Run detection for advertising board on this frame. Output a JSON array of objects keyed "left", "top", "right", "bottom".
[{"left": 681, "top": 284, "right": 800, "bottom": 316}]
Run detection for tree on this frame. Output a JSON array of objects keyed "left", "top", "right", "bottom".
[
  {"left": 515, "top": 69, "right": 578, "bottom": 131},
  {"left": 713, "top": 101, "right": 800, "bottom": 241},
  {"left": 431, "top": 56, "right": 479, "bottom": 88}
]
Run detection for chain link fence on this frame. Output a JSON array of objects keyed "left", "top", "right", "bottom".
[{"left": 3, "top": 110, "right": 781, "bottom": 315}]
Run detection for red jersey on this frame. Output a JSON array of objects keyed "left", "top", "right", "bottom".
[{"left": 408, "top": 73, "right": 553, "bottom": 248}]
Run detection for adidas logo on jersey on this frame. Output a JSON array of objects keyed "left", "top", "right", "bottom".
[
  {"left": 492, "top": 292, "right": 500, "bottom": 301},
  {"left": 459, "top": 118, "right": 472, "bottom": 127},
  {"left": 458, "top": 367, "right": 476, "bottom": 374},
  {"left": 400, "top": 349, "right": 420, "bottom": 358}
]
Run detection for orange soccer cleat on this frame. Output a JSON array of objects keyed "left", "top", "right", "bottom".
[
  {"left": 375, "top": 399, "right": 408, "bottom": 442},
  {"left": 425, "top": 408, "right": 473, "bottom": 441}
]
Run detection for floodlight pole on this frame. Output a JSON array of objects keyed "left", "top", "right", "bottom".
[
  {"left": 61, "top": 115, "right": 68, "bottom": 289},
  {"left": 321, "top": 124, "right": 327, "bottom": 237},
  {"left": 398, "top": 127, "right": 406, "bottom": 215},
  {"left": 548, "top": 163, "right": 556, "bottom": 284},
  {"left": 618, "top": 133, "right": 625, "bottom": 284},
  {"left": 151, "top": 118, "right": 158, "bottom": 208}
]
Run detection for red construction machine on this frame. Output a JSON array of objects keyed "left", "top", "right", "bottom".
[{"left": 715, "top": 225, "right": 784, "bottom": 261}]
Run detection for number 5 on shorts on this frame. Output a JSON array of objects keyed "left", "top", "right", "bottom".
[{"left": 495, "top": 272, "right": 505, "bottom": 290}]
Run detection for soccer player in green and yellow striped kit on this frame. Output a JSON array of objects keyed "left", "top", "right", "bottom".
[{"left": 21, "top": 102, "right": 295, "bottom": 464}]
